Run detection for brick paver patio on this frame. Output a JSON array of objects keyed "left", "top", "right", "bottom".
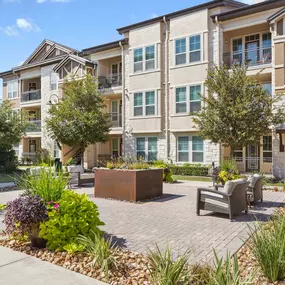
[{"left": 1, "top": 182, "right": 285, "bottom": 264}]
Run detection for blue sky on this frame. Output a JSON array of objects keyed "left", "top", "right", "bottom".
[{"left": 0, "top": 0, "right": 252, "bottom": 99}]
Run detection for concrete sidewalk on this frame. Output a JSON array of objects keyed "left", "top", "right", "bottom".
[{"left": 0, "top": 246, "right": 107, "bottom": 285}]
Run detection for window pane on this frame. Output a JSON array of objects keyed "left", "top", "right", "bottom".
[
  {"left": 145, "top": 45, "right": 155, "bottom": 60},
  {"left": 193, "top": 152, "right": 203, "bottom": 162},
  {"left": 134, "top": 93, "right": 143, "bottom": 106},
  {"left": 262, "top": 33, "right": 271, "bottom": 48},
  {"left": 178, "top": 152, "right": 189, "bottom": 162},
  {"left": 262, "top": 83, "right": 272, "bottom": 95},
  {"left": 137, "top": 138, "right": 145, "bottom": 151},
  {"left": 190, "top": 35, "right": 200, "bottom": 51},
  {"left": 192, "top": 136, "right": 203, "bottom": 151},
  {"left": 190, "top": 51, "right": 200, "bottom": 62},
  {"left": 176, "top": 103, "right": 187, "bottom": 113},
  {"left": 176, "top": 38, "right": 186, "bottom": 54},
  {"left": 178, "top": 137, "right": 188, "bottom": 151},
  {"left": 176, "top": 87, "right": 186, "bottom": 102},
  {"left": 190, "top": 85, "right": 201, "bottom": 101},
  {"left": 176, "top": 54, "right": 186, "bottom": 65},
  {"left": 137, "top": 151, "right": 145, "bottom": 160},
  {"left": 263, "top": 136, "right": 272, "bottom": 151},
  {"left": 134, "top": 48, "right": 143, "bottom": 62},
  {"left": 190, "top": 101, "right": 201, "bottom": 113},
  {"left": 148, "top": 137, "right": 157, "bottom": 151},
  {"left": 233, "top": 38, "right": 242, "bottom": 53},
  {"left": 263, "top": 152, "right": 272, "bottom": 162},
  {"left": 134, "top": 107, "right": 143, "bottom": 116},
  {"left": 146, "top": 106, "right": 155, "bottom": 116},
  {"left": 112, "top": 139, "right": 118, "bottom": 150},
  {"left": 146, "top": 60, "right": 155, "bottom": 70},
  {"left": 134, "top": 62, "right": 143, "bottom": 73},
  {"left": 148, "top": 151, "right": 157, "bottom": 161},
  {"left": 112, "top": 101, "right": 118, "bottom": 112},
  {"left": 146, "top": 91, "right": 155, "bottom": 105}
]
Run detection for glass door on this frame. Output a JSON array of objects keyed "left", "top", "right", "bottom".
[
  {"left": 247, "top": 145, "right": 259, "bottom": 171},
  {"left": 245, "top": 34, "right": 260, "bottom": 65},
  {"left": 29, "top": 139, "right": 36, "bottom": 153}
]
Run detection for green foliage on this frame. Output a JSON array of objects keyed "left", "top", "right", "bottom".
[
  {"left": 220, "top": 160, "right": 239, "bottom": 173},
  {"left": 190, "top": 263, "right": 214, "bottom": 285},
  {"left": 218, "top": 170, "right": 241, "bottom": 184},
  {"left": 77, "top": 231, "right": 118, "bottom": 279},
  {"left": 35, "top": 148, "right": 52, "bottom": 165},
  {"left": 169, "top": 165, "right": 209, "bottom": 176},
  {"left": 212, "top": 251, "right": 255, "bottom": 285},
  {"left": 164, "top": 169, "right": 174, "bottom": 183},
  {"left": 247, "top": 214, "right": 285, "bottom": 282},
  {"left": 106, "top": 159, "right": 150, "bottom": 170},
  {"left": 0, "top": 148, "right": 18, "bottom": 173},
  {"left": 63, "top": 242, "right": 85, "bottom": 254},
  {"left": 0, "top": 101, "right": 27, "bottom": 149},
  {"left": 193, "top": 65, "right": 285, "bottom": 151},
  {"left": 66, "top": 157, "right": 75, "bottom": 166},
  {"left": 19, "top": 168, "right": 67, "bottom": 202},
  {"left": 46, "top": 74, "right": 110, "bottom": 167},
  {"left": 39, "top": 190, "right": 104, "bottom": 251},
  {"left": 0, "top": 204, "right": 6, "bottom": 211},
  {"left": 147, "top": 244, "right": 192, "bottom": 285}
]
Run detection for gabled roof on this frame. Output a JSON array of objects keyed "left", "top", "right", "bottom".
[
  {"left": 81, "top": 39, "right": 128, "bottom": 56},
  {"left": 53, "top": 54, "right": 95, "bottom": 73},
  {"left": 212, "top": 0, "right": 285, "bottom": 22},
  {"left": 117, "top": 0, "right": 246, "bottom": 34},
  {"left": 267, "top": 6, "right": 285, "bottom": 22}
]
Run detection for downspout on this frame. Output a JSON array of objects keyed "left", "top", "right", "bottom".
[
  {"left": 163, "top": 16, "right": 170, "bottom": 162},
  {"left": 119, "top": 41, "right": 125, "bottom": 157}
]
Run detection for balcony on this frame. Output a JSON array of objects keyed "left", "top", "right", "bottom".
[
  {"left": 26, "top": 120, "right": 41, "bottom": 133},
  {"left": 98, "top": 74, "right": 122, "bottom": 90},
  {"left": 21, "top": 90, "right": 41, "bottom": 103},
  {"left": 223, "top": 47, "right": 272, "bottom": 69},
  {"left": 110, "top": 112, "right": 122, "bottom": 128}
]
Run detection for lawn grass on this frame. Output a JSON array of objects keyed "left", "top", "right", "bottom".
[{"left": 173, "top": 175, "right": 212, "bottom": 182}]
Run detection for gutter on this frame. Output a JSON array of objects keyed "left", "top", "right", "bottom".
[
  {"left": 163, "top": 16, "right": 170, "bottom": 162},
  {"left": 119, "top": 40, "right": 125, "bottom": 157}
]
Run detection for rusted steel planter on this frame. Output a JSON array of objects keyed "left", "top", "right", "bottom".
[{"left": 94, "top": 168, "right": 163, "bottom": 201}]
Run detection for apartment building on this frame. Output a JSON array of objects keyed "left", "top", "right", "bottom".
[{"left": 1, "top": 0, "right": 285, "bottom": 177}]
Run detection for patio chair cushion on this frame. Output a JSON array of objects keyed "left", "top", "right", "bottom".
[
  {"left": 200, "top": 191, "right": 228, "bottom": 208},
  {"left": 220, "top": 179, "right": 246, "bottom": 195},
  {"left": 247, "top": 174, "right": 260, "bottom": 187}
]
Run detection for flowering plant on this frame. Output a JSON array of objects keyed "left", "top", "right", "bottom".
[{"left": 218, "top": 170, "right": 241, "bottom": 184}]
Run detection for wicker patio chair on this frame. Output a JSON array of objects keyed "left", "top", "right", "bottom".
[{"left": 247, "top": 176, "right": 263, "bottom": 203}]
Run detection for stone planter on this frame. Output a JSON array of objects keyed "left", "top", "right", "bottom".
[{"left": 94, "top": 168, "right": 163, "bottom": 201}]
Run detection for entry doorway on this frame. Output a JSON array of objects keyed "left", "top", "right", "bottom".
[{"left": 246, "top": 145, "right": 259, "bottom": 171}]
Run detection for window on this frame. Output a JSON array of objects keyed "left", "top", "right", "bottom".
[
  {"left": 177, "top": 136, "right": 204, "bottom": 163},
  {"left": 233, "top": 147, "right": 243, "bottom": 162},
  {"left": 232, "top": 38, "right": 242, "bottom": 65},
  {"left": 111, "top": 101, "right": 118, "bottom": 122},
  {"left": 7, "top": 80, "right": 18, "bottom": 99},
  {"left": 176, "top": 87, "right": 187, "bottom": 113},
  {"left": 134, "top": 93, "right": 143, "bottom": 116},
  {"left": 277, "top": 19, "right": 284, "bottom": 36},
  {"left": 50, "top": 72, "right": 58, "bottom": 91},
  {"left": 134, "top": 91, "right": 156, "bottom": 116},
  {"left": 189, "top": 35, "right": 201, "bottom": 63},
  {"left": 263, "top": 136, "right": 272, "bottom": 162},
  {"left": 262, "top": 83, "right": 272, "bottom": 96},
  {"left": 112, "top": 138, "right": 119, "bottom": 158},
  {"left": 133, "top": 45, "right": 155, "bottom": 73},
  {"left": 190, "top": 85, "right": 201, "bottom": 112},
  {"left": 262, "top": 33, "right": 272, "bottom": 64},
  {"left": 192, "top": 136, "right": 204, "bottom": 162},
  {"left": 145, "top": 45, "right": 155, "bottom": 70},
  {"left": 136, "top": 137, "right": 157, "bottom": 161},
  {"left": 134, "top": 48, "right": 143, "bottom": 73},
  {"left": 175, "top": 38, "right": 186, "bottom": 65},
  {"left": 175, "top": 85, "right": 202, "bottom": 114}
]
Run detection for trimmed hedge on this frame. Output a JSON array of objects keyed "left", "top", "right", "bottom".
[{"left": 169, "top": 165, "right": 210, "bottom": 176}]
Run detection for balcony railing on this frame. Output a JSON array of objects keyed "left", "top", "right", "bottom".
[
  {"left": 223, "top": 47, "right": 272, "bottom": 68},
  {"left": 26, "top": 120, "right": 41, "bottom": 132},
  {"left": 98, "top": 74, "right": 122, "bottom": 90},
  {"left": 110, "top": 112, "right": 122, "bottom": 128},
  {"left": 21, "top": 90, "right": 41, "bottom": 102}
]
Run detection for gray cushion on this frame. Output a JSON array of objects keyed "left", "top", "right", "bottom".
[
  {"left": 247, "top": 174, "right": 260, "bottom": 187},
  {"left": 221, "top": 179, "right": 246, "bottom": 195}
]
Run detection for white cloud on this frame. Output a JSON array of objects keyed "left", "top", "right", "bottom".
[
  {"left": 36, "top": 0, "right": 71, "bottom": 3},
  {"left": 16, "top": 18, "right": 40, "bottom": 32},
  {"left": 0, "top": 25, "right": 18, "bottom": 36},
  {"left": 241, "top": 0, "right": 265, "bottom": 4},
  {"left": 0, "top": 18, "right": 40, "bottom": 36}
]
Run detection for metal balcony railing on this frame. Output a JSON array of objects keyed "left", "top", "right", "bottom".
[
  {"left": 223, "top": 47, "right": 272, "bottom": 68},
  {"left": 21, "top": 90, "right": 41, "bottom": 102},
  {"left": 26, "top": 120, "right": 41, "bottom": 132},
  {"left": 98, "top": 74, "right": 122, "bottom": 90}
]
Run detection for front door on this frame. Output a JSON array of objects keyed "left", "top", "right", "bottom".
[
  {"left": 246, "top": 145, "right": 259, "bottom": 171},
  {"left": 29, "top": 139, "right": 36, "bottom": 153}
]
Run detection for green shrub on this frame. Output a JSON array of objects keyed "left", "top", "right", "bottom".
[
  {"left": 39, "top": 190, "right": 104, "bottom": 251},
  {"left": 77, "top": 231, "right": 118, "bottom": 279},
  {"left": 220, "top": 160, "right": 239, "bottom": 173},
  {"left": 248, "top": 215, "right": 285, "bottom": 282},
  {"left": 169, "top": 165, "right": 209, "bottom": 176},
  {"left": 190, "top": 263, "right": 214, "bottom": 285},
  {"left": 147, "top": 244, "right": 192, "bottom": 285},
  {"left": 0, "top": 204, "right": 6, "bottom": 211},
  {"left": 19, "top": 168, "right": 67, "bottom": 202},
  {"left": 218, "top": 170, "right": 241, "bottom": 184},
  {"left": 212, "top": 251, "right": 255, "bottom": 285},
  {"left": 0, "top": 148, "right": 18, "bottom": 173}
]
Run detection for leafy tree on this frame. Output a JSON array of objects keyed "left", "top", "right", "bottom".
[
  {"left": 46, "top": 74, "right": 110, "bottom": 167},
  {"left": 193, "top": 65, "right": 285, "bottom": 157},
  {"left": 0, "top": 101, "right": 27, "bottom": 172}
]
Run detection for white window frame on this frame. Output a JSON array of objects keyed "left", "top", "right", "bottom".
[
  {"left": 133, "top": 90, "right": 157, "bottom": 117},
  {"left": 175, "top": 84, "right": 203, "bottom": 115},
  {"left": 189, "top": 34, "right": 201, "bottom": 63},
  {"left": 177, "top": 135, "right": 205, "bottom": 163},
  {"left": 175, "top": 87, "right": 187, "bottom": 114},
  {"left": 136, "top": 136, "right": 158, "bottom": 161},
  {"left": 175, "top": 38, "right": 187, "bottom": 65},
  {"left": 7, "top": 80, "right": 18, "bottom": 99},
  {"left": 262, "top": 135, "right": 272, "bottom": 163},
  {"left": 133, "top": 44, "right": 156, "bottom": 73},
  {"left": 174, "top": 33, "right": 203, "bottom": 67},
  {"left": 50, "top": 72, "right": 58, "bottom": 91}
]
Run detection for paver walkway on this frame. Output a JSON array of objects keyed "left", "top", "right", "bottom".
[{"left": 1, "top": 182, "right": 285, "bottom": 265}]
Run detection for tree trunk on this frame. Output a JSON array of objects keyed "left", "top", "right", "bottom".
[{"left": 81, "top": 147, "right": 85, "bottom": 170}]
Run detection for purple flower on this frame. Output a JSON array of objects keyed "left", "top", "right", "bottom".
[{"left": 54, "top": 203, "right": 60, "bottom": 210}]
